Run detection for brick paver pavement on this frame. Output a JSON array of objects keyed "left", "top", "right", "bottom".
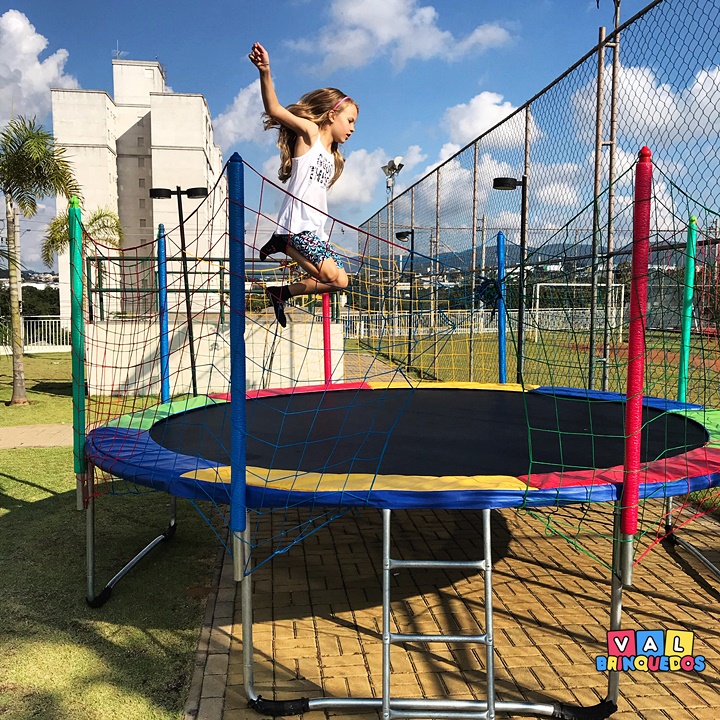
[{"left": 186, "top": 503, "right": 720, "bottom": 720}]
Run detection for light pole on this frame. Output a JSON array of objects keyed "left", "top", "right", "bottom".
[
  {"left": 382, "top": 157, "right": 404, "bottom": 339},
  {"left": 149, "top": 185, "right": 208, "bottom": 396},
  {"left": 492, "top": 175, "right": 528, "bottom": 384},
  {"left": 381, "top": 156, "right": 404, "bottom": 200},
  {"left": 396, "top": 230, "right": 414, "bottom": 371}
]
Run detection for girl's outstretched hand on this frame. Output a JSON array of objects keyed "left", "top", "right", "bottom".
[{"left": 249, "top": 42, "right": 270, "bottom": 70}]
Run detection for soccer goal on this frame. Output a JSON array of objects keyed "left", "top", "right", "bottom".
[{"left": 531, "top": 281, "right": 626, "bottom": 344}]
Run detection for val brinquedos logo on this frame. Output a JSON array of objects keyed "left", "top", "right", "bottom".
[{"left": 595, "top": 629, "right": 705, "bottom": 673}]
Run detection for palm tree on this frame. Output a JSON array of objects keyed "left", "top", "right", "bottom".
[
  {"left": 0, "top": 116, "right": 80, "bottom": 405},
  {"left": 42, "top": 207, "right": 124, "bottom": 268}
]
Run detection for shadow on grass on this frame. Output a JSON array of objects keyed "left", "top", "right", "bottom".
[
  {"left": 29, "top": 380, "right": 73, "bottom": 397},
  {"left": 0, "top": 470, "right": 60, "bottom": 497},
  {"left": 0, "top": 461, "right": 221, "bottom": 720}
]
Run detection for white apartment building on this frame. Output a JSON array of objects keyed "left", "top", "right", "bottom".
[{"left": 51, "top": 59, "right": 225, "bottom": 319}]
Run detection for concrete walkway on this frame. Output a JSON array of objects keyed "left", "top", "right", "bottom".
[
  {"left": 6, "top": 414, "right": 720, "bottom": 720},
  {"left": 0, "top": 422, "right": 74, "bottom": 449}
]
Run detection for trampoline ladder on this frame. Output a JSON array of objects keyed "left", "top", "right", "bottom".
[{"left": 381, "top": 508, "right": 496, "bottom": 720}]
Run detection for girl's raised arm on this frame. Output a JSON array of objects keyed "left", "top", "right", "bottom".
[{"left": 249, "top": 42, "right": 317, "bottom": 145}]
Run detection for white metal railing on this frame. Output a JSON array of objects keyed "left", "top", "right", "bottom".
[
  {"left": 0, "top": 316, "right": 72, "bottom": 355},
  {"left": 342, "top": 309, "right": 501, "bottom": 339}
]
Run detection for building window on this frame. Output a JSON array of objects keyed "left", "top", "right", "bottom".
[
  {"left": 138, "top": 157, "right": 145, "bottom": 168},
  {"left": 140, "top": 219, "right": 147, "bottom": 228},
  {"left": 138, "top": 178, "right": 146, "bottom": 188},
  {"left": 139, "top": 199, "right": 146, "bottom": 209},
  {"left": 137, "top": 136, "right": 145, "bottom": 147}
]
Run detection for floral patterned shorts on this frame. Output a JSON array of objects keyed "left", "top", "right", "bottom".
[{"left": 286, "top": 231, "right": 344, "bottom": 269}]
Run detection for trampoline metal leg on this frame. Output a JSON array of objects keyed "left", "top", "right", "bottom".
[
  {"left": 85, "top": 474, "right": 178, "bottom": 608},
  {"left": 381, "top": 509, "right": 391, "bottom": 720},
  {"left": 84, "top": 466, "right": 97, "bottom": 603},
  {"left": 662, "top": 496, "right": 720, "bottom": 580},
  {"left": 482, "top": 508, "right": 496, "bottom": 720},
  {"left": 663, "top": 496, "right": 673, "bottom": 536},
  {"left": 606, "top": 505, "right": 625, "bottom": 706},
  {"left": 241, "top": 518, "right": 259, "bottom": 704}
]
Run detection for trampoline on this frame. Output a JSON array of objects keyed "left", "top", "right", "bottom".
[{"left": 86, "top": 382, "right": 720, "bottom": 509}]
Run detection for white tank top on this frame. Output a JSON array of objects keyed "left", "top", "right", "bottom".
[{"left": 276, "top": 137, "right": 335, "bottom": 241}]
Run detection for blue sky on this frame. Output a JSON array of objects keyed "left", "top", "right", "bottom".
[{"left": 1, "top": 0, "right": 646, "bottom": 269}]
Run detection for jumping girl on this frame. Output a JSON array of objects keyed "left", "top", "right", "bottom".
[{"left": 249, "top": 41, "right": 357, "bottom": 327}]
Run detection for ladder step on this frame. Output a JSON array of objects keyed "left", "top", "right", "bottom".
[
  {"left": 389, "top": 558, "right": 486, "bottom": 571},
  {"left": 389, "top": 709, "right": 490, "bottom": 719},
  {"left": 390, "top": 632, "right": 488, "bottom": 645}
]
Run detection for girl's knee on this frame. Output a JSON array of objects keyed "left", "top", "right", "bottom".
[
  {"left": 335, "top": 269, "right": 349, "bottom": 289},
  {"left": 318, "top": 262, "right": 348, "bottom": 288}
]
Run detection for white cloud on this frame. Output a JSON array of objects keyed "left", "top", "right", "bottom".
[
  {"left": 414, "top": 150, "right": 517, "bottom": 219},
  {"left": 329, "top": 147, "right": 387, "bottom": 210},
  {"left": 0, "top": 10, "right": 79, "bottom": 268},
  {"left": 438, "top": 142, "right": 462, "bottom": 163},
  {"left": 261, "top": 154, "right": 281, "bottom": 185},
  {"left": 442, "top": 91, "right": 542, "bottom": 148},
  {"left": 417, "top": 142, "right": 461, "bottom": 178},
  {"left": 290, "top": 0, "right": 512, "bottom": 72},
  {"left": 398, "top": 144, "right": 426, "bottom": 173},
  {"left": 213, "top": 79, "right": 270, "bottom": 151},
  {"left": 443, "top": 92, "right": 515, "bottom": 145},
  {"left": 536, "top": 180, "right": 580, "bottom": 208},
  {"left": 494, "top": 209, "right": 521, "bottom": 232},
  {"left": 572, "top": 62, "right": 720, "bottom": 144},
  {"left": 0, "top": 10, "right": 78, "bottom": 128},
  {"left": 14, "top": 202, "right": 56, "bottom": 270}
]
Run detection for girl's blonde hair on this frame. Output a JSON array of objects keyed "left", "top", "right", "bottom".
[{"left": 263, "top": 87, "right": 357, "bottom": 187}]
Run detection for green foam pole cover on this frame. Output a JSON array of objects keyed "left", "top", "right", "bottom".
[
  {"left": 678, "top": 216, "right": 697, "bottom": 403},
  {"left": 69, "top": 197, "right": 86, "bottom": 474}
]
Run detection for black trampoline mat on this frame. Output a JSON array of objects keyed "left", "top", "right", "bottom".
[{"left": 148, "top": 388, "right": 708, "bottom": 479}]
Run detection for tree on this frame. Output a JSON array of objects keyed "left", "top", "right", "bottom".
[
  {"left": 0, "top": 287, "right": 60, "bottom": 317},
  {"left": 0, "top": 116, "right": 80, "bottom": 405},
  {"left": 42, "top": 207, "right": 124, "bottom": 268}
]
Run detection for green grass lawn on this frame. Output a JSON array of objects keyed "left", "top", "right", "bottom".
[
  {"left": 0, "top": 446, "right": 222, "bottom": 720},
  {"left": 0, "top": 353, "right": 160, "bottom": 428},
  {"left": 0, "top": 352, "right": 73, "bottom": 426},
  {"left": 360, "top": 329, "right": 720, "bottom": 407}
]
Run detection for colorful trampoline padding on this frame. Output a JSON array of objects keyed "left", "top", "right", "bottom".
[{"left": 85, "top": 382, "right": 720, "bottom": 510}]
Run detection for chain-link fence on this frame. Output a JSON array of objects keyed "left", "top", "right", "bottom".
[{"left": 356, "top": 0, "right": 720, "bottom": 389}]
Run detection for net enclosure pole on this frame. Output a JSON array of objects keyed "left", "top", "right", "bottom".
[
  {"left": 678, "top": 216, "right": 697, "bottom": 403},
  {"left": 176, "top": 187, "right": 198, "bottom": 396},
  {"left": 69, "top": 198, "right": 95, "bottom": 601},
  {"left": 69, "top": 197, "right": 86, "bottom": 481},
  {"left": 664, "top": 202, "right": 720, "bottom": 577},
  {"left": 228, "top": 153, "right": 248, "bottom": 574},
  {"left": 620, "top": 146, "right": 652, "bottom": 586},
  {"left": 322, "top": 293, "right": 332, "bottom": 384},
  {"left": 157, "top": 223, "right": 171, "bottom": 404}
]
